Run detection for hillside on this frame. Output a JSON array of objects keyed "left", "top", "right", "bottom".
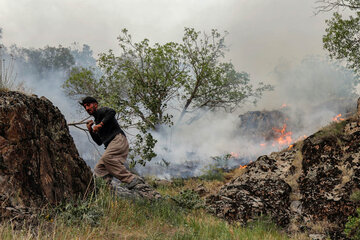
[
  {"left": 206, "top": 100, "right": 360, "bottom": 239},
  {"left": 1, "top": 91, "right": 360, "bottom": 239}
]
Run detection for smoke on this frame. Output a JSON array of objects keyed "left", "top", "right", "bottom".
[
  {"left": 0, "top": 44, "right": 104, "bottom": 169},
  {"left": 259, "top": 56, "right": 358, "bottom": 133},
  {"left": 135, "top": 55, "right": 358, "bottom": 179},
  {"left": 2, "top": 39, "right": 357, "bottom": 179}
]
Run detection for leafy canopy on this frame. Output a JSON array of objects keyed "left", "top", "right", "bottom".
[
  {"left": 64, "top": 28, "right": 272, "bottom": 166},
  {"left": 320, "top": 0, "right": 360, "bottom": 76}
]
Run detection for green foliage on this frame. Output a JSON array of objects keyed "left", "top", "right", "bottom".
[
  {"left": 0, "top": 176, "right": 290, "bottom": 239},
  {"left": 323, "top": 12, "right": 360, "bottom": 77},
  {"left": 345, "top": 208, "right": 360, "bottom": 239},
  {"left": 313, "top": 119, "right": 347, "bottom": 140},
  {"left": 11, "top": 45, "right": 75, "bottom": 75},
  {"left": 172, "top": 178, "right": 186, "bottom": 187},
  {"left": 322, "top": 1, "right": 360, "bottom": 78},
  {"left": 199, "top": 154, "right": 232, "bottom": 181},
  {"left": 42, "top": 178, "right": 110, "bottom": 227},
  {"left": 46, "top": 200, "right": 103, "bottom": 227},
  {"left": 63, "top": 28, "right": 272, "bottom": 166},
  {"left": 171, "top": 189, "right": 204, "bottom": 210},
  {"left": 200, "top": 165, "right": 225, "bottom": 181}
]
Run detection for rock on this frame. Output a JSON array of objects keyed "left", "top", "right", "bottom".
[
  {"left": 110, "top": 178, "right": 162, "bottom": 201},
  {"left": 0, "top": 91, "right": 93, "bottom": 222},
  {"left": 207, "top": 158, "right": 292, "bottom": 227},
  {"left": 309, "top": 234, "right": 327, "bottom": 240},
  {"left": 207, "top": 107, "right": 360, "bottom": 238},
  {"left": 131, "top": 183, "right": 162, "bottom": 200},
  {"left": 194, "top": 184, "right": 208, "bottom": 197}
]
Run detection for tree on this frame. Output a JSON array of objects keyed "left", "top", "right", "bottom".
[
  {"left": 10, "top": 45, "right": 75, "bottom": 76},
  {"left": 316, "top": 0, "right": 360, "bottom": 12},
  {"left": 64, "top": 28, "right": 272, "bottom": 165},
  {"left": 318, "top": 0, "right": 360, "bottom": 75}
]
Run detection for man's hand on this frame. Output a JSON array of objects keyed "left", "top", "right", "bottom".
[
  {"left": 86, "top": 120, "right": 94, "bottom": 132},
  {"left": 93, "top": 122, "right": 104, "bottom": 133}
]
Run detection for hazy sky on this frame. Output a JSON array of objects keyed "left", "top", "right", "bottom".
[{"left": 0, "top": 0, "right": 331, "bottom": 83}]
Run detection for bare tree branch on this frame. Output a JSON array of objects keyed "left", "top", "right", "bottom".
[{"left": 315, "top": 0, "right": 360, "bottom": 14}]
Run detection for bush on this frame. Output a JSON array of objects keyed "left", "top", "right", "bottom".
[
  {"left": 172, "top": 178, "right": 186, "bottom": 187},
  {"left": 171, "top": 189, "right": 204, "bottom": 210},
  {"left": 42, "top": 177, "right": 110, "bottom": 227},
  {"left": 199, "top": 165, "right": 225, "bottom": 181},
  {"left": 345, "top": 190, "right": 360, "bottom": 239},
  {"left": 199, "top": 154, "right": 232, "bottom": 181},
  {"left": 345, "top": 208, "right": 360, "bottom": 239}
]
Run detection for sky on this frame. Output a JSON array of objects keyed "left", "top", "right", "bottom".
[
  {"left": 1, "top": 0, "right": 351, "bottom": 178},
  {"left": 0, "top": 0, "right": 332, "bottom": 85}
]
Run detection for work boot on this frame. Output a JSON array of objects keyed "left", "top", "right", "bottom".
[
  {"left": 125, "top": 177, "right": 145, "bottom": 189},
  {"left": 125, "top": 177, "right": 162, "bottom": 200}
]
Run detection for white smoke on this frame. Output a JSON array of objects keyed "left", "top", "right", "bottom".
[
  {"left": 2, "top": 41, "right": 357, "bottom": 179},
  {"left": 135, "top": 56, "right": 358, "bottom": 179}
]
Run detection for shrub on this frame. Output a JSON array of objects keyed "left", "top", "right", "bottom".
[
  {"left": 345, "top": 208, "right": 360, "bottom": 240},
  {"left": 199, "top": 154, "right": 232, "bottom": 181},
  {"left": 172, "top": 178, "right": 186, "bottom": 187},
  {"left": 344, "top": 190, "right": 360, "bottom": 239},
  {"left": 199, "top": 165, "right": 225, "bottom": 181},
  {"left": 171, "top": 189, "right": 204, "bottom": 210},
  {"left": 43, "top": 198, "right": 103, "bottom": 227}
]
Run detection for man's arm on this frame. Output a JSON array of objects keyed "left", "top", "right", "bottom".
[
  {"left": 86, "top": 120, "right": 102, "bottom": 145},
  {"left": 100, "top": 107, "right": 116, "bottom": 125},
  {"left": 92, "top": 107, "right": 116, "bottom": 132}
]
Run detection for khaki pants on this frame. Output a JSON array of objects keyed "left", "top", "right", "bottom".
[{"left": 94, "top": 134, "right": 135, "bottom": 184}]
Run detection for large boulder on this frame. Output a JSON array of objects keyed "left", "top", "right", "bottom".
[
  {"left": 207, "top": 105, "right": 360, "bottom": 238},
  {"left": 0, "top": 91, "right": 93, "bottom": 222}
]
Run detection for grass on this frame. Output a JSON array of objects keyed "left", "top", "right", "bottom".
[
  {"left": 313, "top": 119, "right": 348, "bottom": 141},
  {"left": 0, "top": 177, "right": 294, "bottom": 240}
]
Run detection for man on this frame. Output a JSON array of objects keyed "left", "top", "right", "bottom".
[{"left": 80, "top": 96, "right": 143, "bottom": 189}]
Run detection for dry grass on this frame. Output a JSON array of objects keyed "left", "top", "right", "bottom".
[
  {"left": 0, "top": 177, "right": 294, "bottom": 240},
  {"left": 285, "top": 144, "right": 304, "bottom": 202}
]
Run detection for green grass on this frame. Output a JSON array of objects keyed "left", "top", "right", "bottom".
[
  {"left": 313, "top": 119, "right": 348, "bottom": 140},
  {"left": 0, "top": 178, "right": 293, "bottom": 240}
]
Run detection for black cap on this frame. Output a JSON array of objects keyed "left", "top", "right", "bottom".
[{"left": 80, "top": 96, "right": 98, "bottom": 106}]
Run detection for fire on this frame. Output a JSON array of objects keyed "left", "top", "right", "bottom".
[
  {"left": 332, "top": 114, "right": 345, "bottom": 122},
  {"left": 238, "top": 165, "right": 247, "bottom": 169},
  {"left": 259, "top": 123, "right": 307, "bottom": 150},
  {"left": 272, "top": 123, "right": 292, "bottom": 147},
  {"left": 230, "top": 152, "right": 239, "bottom": 158}
]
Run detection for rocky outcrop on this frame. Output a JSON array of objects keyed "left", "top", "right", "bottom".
[
  {"left": 0, "top": 91, "right": 93, "bottom": 222},
  {"left": 207, "top": 108, "right": 360, "bottom": 238},
  {"left": 237, "top": 110, "right": 288, "bottom": 141}
]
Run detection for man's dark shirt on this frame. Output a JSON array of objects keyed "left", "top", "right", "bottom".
[{"left": 89, "top": 107, "right": 126, "bottom": 148}]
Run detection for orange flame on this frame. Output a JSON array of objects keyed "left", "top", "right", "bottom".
[
  {"left": 272, "top": 123, "right": 293, "bottom": 147},
  {"left": 238, "top": 165, "right": 247, "bottom": 169},
  {"left": 332, "top": 114, "right": 345, "bottom": 122}
]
